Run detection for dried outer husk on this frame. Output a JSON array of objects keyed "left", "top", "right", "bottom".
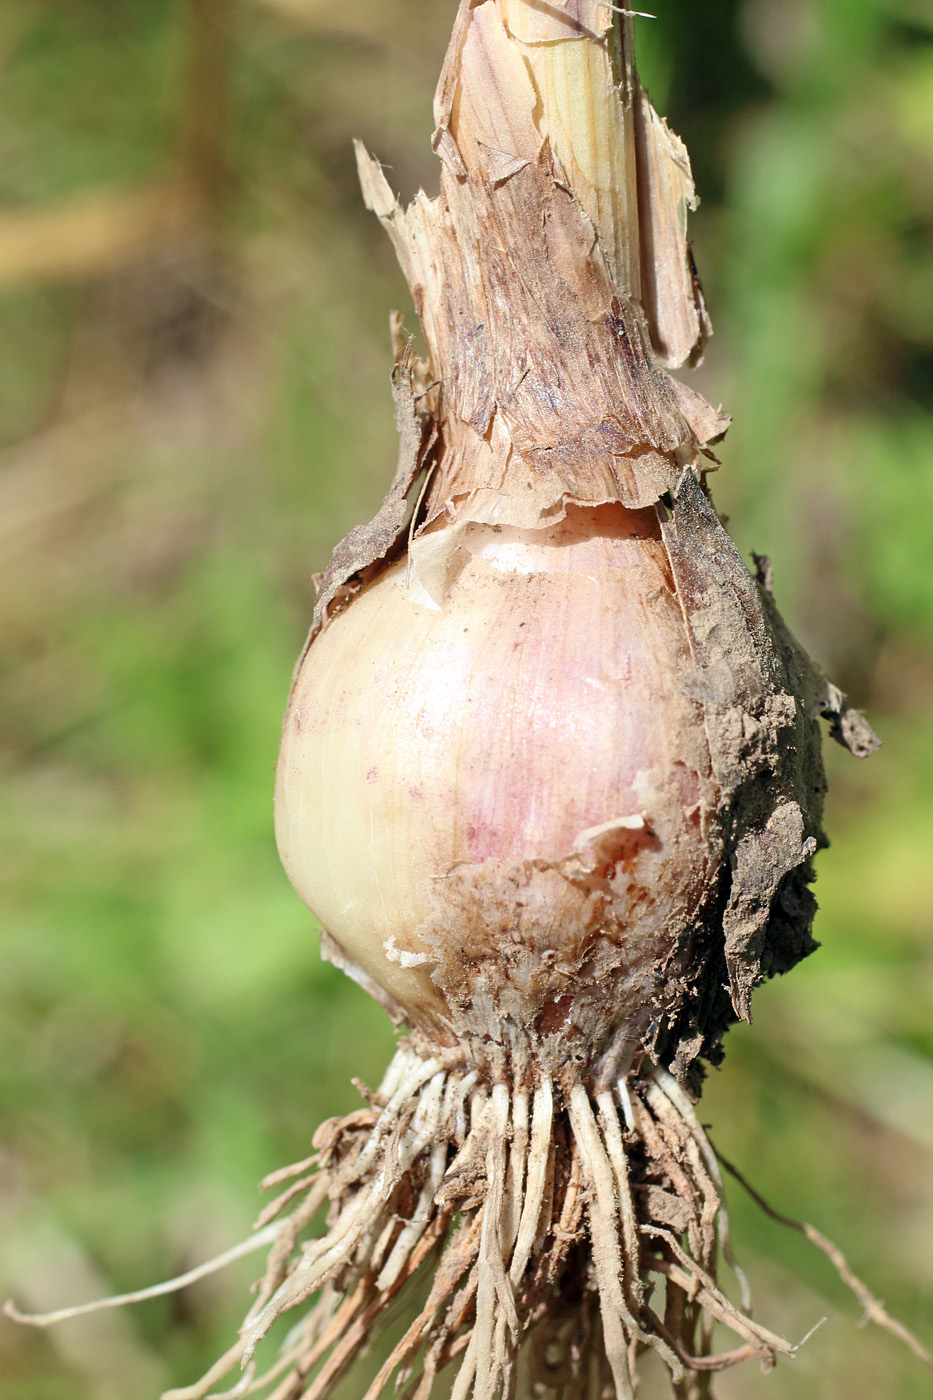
[
  {"left": 295, "top": 1, "right": 878, "bottom": 1083},
  {"left": 310, "top": 0, "right": 726, "bottom": 641},
  {"left": 649, "top": 468, "right": 879, "bottom": 1085}
]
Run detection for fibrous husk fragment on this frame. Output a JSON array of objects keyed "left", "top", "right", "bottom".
[{"left": 307, "top": 348, "right": 436, "bottom": 643}]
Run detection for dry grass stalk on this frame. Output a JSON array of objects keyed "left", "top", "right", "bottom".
[{"left": 0, "top": 0, "right": 228, "bottom": 288}]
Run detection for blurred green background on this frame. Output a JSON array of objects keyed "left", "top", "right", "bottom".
[{"left": 0, "top": 1, "right": 931, "bottom": 1397}]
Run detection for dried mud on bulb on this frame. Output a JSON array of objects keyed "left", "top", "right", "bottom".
[{"left": 8, "top": 2, "right": 930, "bottom": 1397}]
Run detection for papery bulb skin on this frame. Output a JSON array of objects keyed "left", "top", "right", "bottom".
[{"left": 275, "top": 503, "right": 719, "bottom": 1078}]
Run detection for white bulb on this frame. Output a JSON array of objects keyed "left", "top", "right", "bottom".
[{"left": 275, "top": 504, "right": 717, "bottom": 1069}]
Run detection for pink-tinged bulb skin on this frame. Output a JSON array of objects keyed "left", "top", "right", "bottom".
[{"left": 275, "top": 504, "right": 717, "bottom": 1070}]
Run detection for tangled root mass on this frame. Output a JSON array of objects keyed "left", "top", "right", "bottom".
[
  {"left": 159, "top": 1044, "right": 796, "bottom": 1400},
  {"left": 10, "top": 1046, "right": 928, "bottom": 1395}
]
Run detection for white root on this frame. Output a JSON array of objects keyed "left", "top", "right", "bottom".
[
  {"left": 486, "top": 1086, "right": 531, "bottom": 1400},
  {"left": 241, "top": 1071, "right": 450, "bottom": 1362},
  {"left": 1, "top": 1225, "right": 282, "bottom": 1330},
  {"left": 449, "top": 1330, "right": 480, "bottom": 1400},
  {"left": 9, "top": 1046, "right": 812, "bottom": 1400},
  {"left": 377, "top": 1139, "right": 448, "bottom": 1292},
  {"left": 568, "top": 1084, "right": 637, "bottom": 1400},
  {"left": 334, "top": 1052, "right": 444, "bottom": 1191},
  {"left": 473, "top": 1084, "right": 516, "bottom": 1400},
  {"left": 596, "top": 1090, "right": 683, "bottom": 1376},
  {"left": 509, "top": 1079, "right": 552, "bottom": 1284},
  {"left": 647, "top": 1067, "right": 751, "bottom": 1313}
]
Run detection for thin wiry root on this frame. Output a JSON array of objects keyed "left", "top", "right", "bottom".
[
  {"left": 8, "top": 1045, "right": 927, "bottom": 1398},
  {"left": 713, "top": 1146, "right": 933, "bottom": 1369}
]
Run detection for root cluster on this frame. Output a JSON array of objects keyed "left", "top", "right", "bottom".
[{"left": 164, "top": 1045, "right": 794, "bottom": 1400}]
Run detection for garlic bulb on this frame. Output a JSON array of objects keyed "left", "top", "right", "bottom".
[
  {"left": 276, "top": 503, "right": 717, "bottom": 1071},
  {"left": 270, "top": 0, "right": 880, "bottom": 1096}
]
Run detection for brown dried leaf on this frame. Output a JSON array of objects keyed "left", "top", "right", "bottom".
[{"left": 300, "top": 352, "right": 435, "bottom": 652}]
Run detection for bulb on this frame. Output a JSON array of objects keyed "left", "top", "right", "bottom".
[{"left": 275, "top": 501, "right": 718, "bottom": 1073}]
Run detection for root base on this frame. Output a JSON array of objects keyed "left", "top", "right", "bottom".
[{"left": 165, "top": 1046, "right": 792, "bottom": 1400}]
